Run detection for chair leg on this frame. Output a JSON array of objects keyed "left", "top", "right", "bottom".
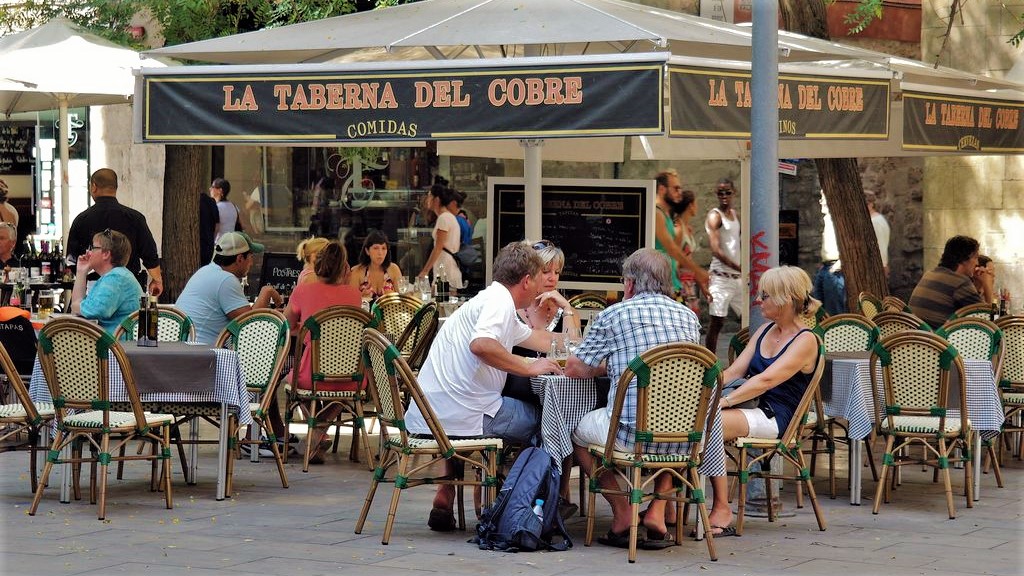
[
  {"left": 355, "top": 449, "right": 386, "bottom": 535},
  {"left": 938, "top": 439, "right": 956, "bottom": 519},
  {"left": 584, "top": 459, "right": 598, "bottom": 546},
  {"left": 627, "top": 467, "right": 641, "bottom": 563},
  {"left": 985, "top": 439, "right": 1004, "bottom": 488},
  {"left": 29, "top": 430, "right": 63, "bottom": 515},
  {"left": 264, "top": 419, "right": 289, "bottom": 489},
  {"left": 690, "top": 468, "right": 717, "bottom": 561},
  {"left": 96, "top": 434, "right": 110, "bottom": 520},
  {"left": 864, "top": 437, "right": 879, "bottom": 481},
  {"left": 736, "top": 446, "right": 748, "bottom": 536},
  {"left": 795, "top": 451, "right": 827, "bottom": 531},
  {"left": 28, "top": 428, "right": 39, "bottom": 494},
  {"left": 381, "top": 454, "right": 411, "bottom": 545},
  {"left": 872, "top": 436, "right": 895, "bottom": 514},
  {"left": 226, "top": 417, "right": 237, "bottom": 496}
]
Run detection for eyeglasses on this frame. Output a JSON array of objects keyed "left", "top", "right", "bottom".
[
  {"left": 756, "top": 291, "right": 770, "bottom": 301},
  {"left": 716, "top": 189, "right": 734, "bottom": 196},
  {"left": 532, "top": 239, "right": 554, "bottom": 251},
  {"left": 86, "top": 244, "right": 105, "bottom": 252}
]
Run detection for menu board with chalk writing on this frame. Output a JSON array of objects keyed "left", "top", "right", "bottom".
[{"left": 0, "top": 123, "right": 34, "bottom": 175}]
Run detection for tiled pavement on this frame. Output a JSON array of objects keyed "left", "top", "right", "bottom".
[{"left": 1, "top": 425, "right": 1021, "bottom": 576}]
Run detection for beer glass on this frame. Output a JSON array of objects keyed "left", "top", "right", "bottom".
[{"left": 38, "top": 289, "right": 54, "bottom": 319}]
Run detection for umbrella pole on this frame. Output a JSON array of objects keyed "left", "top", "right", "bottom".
[
  {"left": 522, "top": 139, "right": 543, "bottom": 242},
  {"left": 58, "top": 94, "right": 71, "bottom": 240}
]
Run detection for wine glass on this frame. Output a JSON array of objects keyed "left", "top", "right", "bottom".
[
  {"left": 396, "top": 276, "right": 409, "bottom": 295},
  {"left": 417, "top": 277, "right": 432, "bottom": 302},
  {"left": 562, "top": 323, "right": 582, "bottom": 355}
]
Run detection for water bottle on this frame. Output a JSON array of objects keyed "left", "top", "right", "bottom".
[{"left": 532, "top": 499, "right": 544, "bottom": 522}]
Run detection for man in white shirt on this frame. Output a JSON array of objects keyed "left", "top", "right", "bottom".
[
  {"left": 865, "top": 190, "right": 890, "bottom": 276},
  {"left": 405, "top": 241, "right": 566, "bottom": 531}
]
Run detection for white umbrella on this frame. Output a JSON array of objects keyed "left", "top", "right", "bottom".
[{"left": 0, "top": 17, "right": 166, "bottom": 238}]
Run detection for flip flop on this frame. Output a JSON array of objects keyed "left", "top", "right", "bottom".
[
  {"left": 637, "top": 507, "right": 677, "bottom": 528},
  {"left": 427, "top": 507, "right": 457, "bottom": 532},
  {"left": 596, "top": 528, "right": 634, "bottom": 549},
  {"left": 640, "top": 530, "right": 676, "bottom": 550},
  {"left": 689, "top": 525, "right": 738, "bottom": 538}
]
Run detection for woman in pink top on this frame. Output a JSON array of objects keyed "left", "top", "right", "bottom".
[
  {"left": 294, "top": 236, "right": 329, "bottom": 287},
  {"left": 279, "top": 241, "right": 361, "bottom": 462}
]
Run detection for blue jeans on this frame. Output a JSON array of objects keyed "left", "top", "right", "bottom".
[{"left": 813, "top": 264, "right": 847, "bottom": 315}]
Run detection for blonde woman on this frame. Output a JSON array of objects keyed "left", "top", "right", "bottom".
[{"left": 295, "top": 237, "right": 329, "bottom": 286}]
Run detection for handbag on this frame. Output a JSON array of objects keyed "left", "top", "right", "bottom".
[{"left": 722, "top": 378, "right": 759, "bottom": 409}]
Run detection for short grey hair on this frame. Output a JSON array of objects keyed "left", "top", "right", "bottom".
[{"left": 622, "top": 248, "right": 672, "bottom": 296}]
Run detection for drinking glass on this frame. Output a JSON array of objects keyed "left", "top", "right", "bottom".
[
  {"left": 37, "top": 289, "right": 54, "bottom": 319},
  {"left": 417, "top": 277, "right": 432, "bottom": 301},
  {"left": 563, "top": 324, "right": 582, "bottom": 355},
  {"left": 396, "top": 276, "right": 409, "bottom": 294}
]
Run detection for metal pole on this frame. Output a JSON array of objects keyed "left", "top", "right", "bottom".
[
  {"left": 58, "top": 95, "right": 71, "bottom": 240},
  {"left": 744, "top": 0, "right": 784, "bottom": 517}
]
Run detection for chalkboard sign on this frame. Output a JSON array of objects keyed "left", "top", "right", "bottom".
[
  {"left": 0, "top": 123, "right": 34, "bottom": 176},
  {"left": 258, "top": 252, "right": 303, "bottom": 293},
  {"left": 488, "top": 178, "right": 654, "bottom": 290}
]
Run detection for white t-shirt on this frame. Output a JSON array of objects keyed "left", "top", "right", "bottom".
[
  {"left": 215, "top": 201, "right": 239, "bottom": 240},
  {"left": 871, "top": 212, "right": 890, "bottom": 266},
  {"left": 432, "top": 210, "right": 463, "bottom": 287},
  {"left": 405, "top": 281, "right": 532, "bottom": 436}
]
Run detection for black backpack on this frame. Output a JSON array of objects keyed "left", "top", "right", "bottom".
[
  {"left": 472, "top": 446, "right": 572, "bottom": 552},
  {"left": 443, "top": 245, "right": 481, "bottom": 278},
  {"left": 0, "top": 313, "right": 37, "bottom": 376}
]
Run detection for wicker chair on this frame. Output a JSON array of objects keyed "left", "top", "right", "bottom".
[
  {"left": 583, "top": 342, "right": 721, "bottom": 563},
  {"left": 568, "top": 292, "right": 608, "bottom": 335},
  {"left": 951, "top": 302, "right": 997, "bottom": 321},
  {"left": 938, "top": 316, "right": 1004, "bottom": 487},
  {"left": 808, "top": 314, "right": 883, "bottom": 497},
  {"left": 728, "top": 338, "right": 828, "bottom": 535},
  {"left": 113, "top": 304, "right": 195, "bottom": 342},
  {"left": 857, "top": 291, "right": 883, "bottom": 319},
  {"left": 371, "top": 293, "right": 424, "bottom": 353},
  {"left": 355, "top": 328, "right": 502, "bottom": 544},
  {"left": 873, "top": 311, "right": 930, "bottom": 341},
  {"left": 869, "top": 331, "right": 973, "bottom": 518},
  {"left": 285, "top": 305, "right": 378, "bottom": 472},
  {"left": 881, "top": 295, "right": 910, "bottom": 313},
  {"left": 0, "top": 341, "right": 55, "bottom": 493},
  {"left": 30, "top": 317, "right": 174, "bottom": 520},
  {"left": 994, "top": 315, "right": 1024, "bottom": 461},
  {"left": 218, "top": 309, "right": 291, "bottom": 493},
  {"left": 727, "top": 326, "right": 750, "bottom": 363},
  {"left": 394, "top": 301, "right": 439, "bottom": 372}
]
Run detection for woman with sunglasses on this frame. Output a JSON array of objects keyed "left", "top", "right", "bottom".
[
  {"left": 697, "top": 266, "right": 822, "bottom": 535},
  {"left": 71, "top": 229, "right": 144, "bottom": 334}
]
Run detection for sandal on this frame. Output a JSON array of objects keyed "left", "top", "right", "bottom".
[
  {"left": 640, "top": 530, "right": 676, "bottom": 550},
  {"left": 597, "top": 528, "right": 634, "bottom": 549},
  {"left": 427, "top": 507, "right": 457, "bottom": 532}
]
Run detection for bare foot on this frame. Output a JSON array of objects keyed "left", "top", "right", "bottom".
[{"left": 708, "top": 506, "right": 734, "bottom": 532}]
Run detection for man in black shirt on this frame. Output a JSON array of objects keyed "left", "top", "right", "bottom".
[{"left": 66, "top": 168, "right": 164, "bottom": 296}]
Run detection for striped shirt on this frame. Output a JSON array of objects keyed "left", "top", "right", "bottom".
[
  {"left": 909, "top": 266, "right": 982, "bottom": 329},
  {"left": 573, "top": 292, "right": 701, "bottom": 452}
]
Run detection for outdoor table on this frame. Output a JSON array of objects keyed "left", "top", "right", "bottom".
[
  {"left": 823, "top": 353, "right": 1003, "bottom": 505},
  {"left": 29, "top": 341, "right": 252, "bottom": 501},
  {"left": 529, "top": 374, "right": 727, "bottom": 479}
]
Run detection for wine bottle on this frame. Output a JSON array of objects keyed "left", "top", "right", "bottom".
[
  {"left": 147, "top": 296, "right": 160, "bottom": 346},
  {"left": 138, "top": 296, "right": 150, "bottom": 346}
]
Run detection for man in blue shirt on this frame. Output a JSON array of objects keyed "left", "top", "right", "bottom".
[{"left": 176, "top": 232, "right": 282, "bottom": 344}]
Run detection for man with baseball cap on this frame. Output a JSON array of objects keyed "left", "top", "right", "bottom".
[{"left": 176, "top": 231, "right": 283, "bottom": 344}]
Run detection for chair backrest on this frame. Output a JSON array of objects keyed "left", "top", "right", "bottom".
[
  {"left": 939, "top": 317, "right": 1002, "bottom": 367},
  {"left": 951, "top": 302, "right": 996, "bottom": 321},
  {"left": 0, "top": 311, "right": 37, "bottom": 375},
  {"left": 870, "top": 330, "right": 967, "bottom": 432},
  {"left": 0, "top": 340, "right": 42, "bottom": 423},
  {"left": 295, "top": 305, "right": 376, "bottom": 389},
  {"left": 778, "top": 338, "right": 826, "bottom": 445},
  {"left": 604, "top": 342, "right": 721, "bottom": 460},
  {"left": 796, "top": 306, "right": 828, "bottom": 330},
  {"left": 995, "top": 315, "right": 1024, "bottom": 390},
  {"left": 395, "top": 301, "right": 439, "bottom": 371},
  {"left": 567, "top": 292, "right": 607, "bottom": 310},
  {"left": 816, "top": 313, "right": 879, "bottom": 353},
  {"left": 371, "top": 293, "right": 424, "bottom": 355},
  {"left": 361, "top": 327, "right": 454, "bottom": 455},
  {"left": 216, "top": 309, "right": 290, "bottom": 396},
  {"left": 38, "top": 317, "right": 147, "bottom": 428},
  {"left": 858, "top": 291, "right": 883, "bottom": 319},
  {"left": 881, "top": 295, "right": 910, "bottom": 313},
  {"left": 728, "top": 326, "right": 750, "bottom": 363},
  {"left": 113, "top": 305, "right": 195, "bottom": 343},
  {"left": 874, "top": 311, "right": 930, "bottom": 341}
]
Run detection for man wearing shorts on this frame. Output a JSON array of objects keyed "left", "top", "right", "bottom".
[
  {"left": 404, "top": 242, "right": 565, "bottom": 532},
  {"left": 704, "top": 178, "right": 743, "bottom": 353}
]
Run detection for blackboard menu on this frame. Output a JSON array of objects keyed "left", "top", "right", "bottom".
[
  {"left": 489, "top": 178, "right": 653, "bottom": 290},
  {"left": 258, "top": 252, "right": 303, "bottom": 293},
  {"left": 0, "top": 123, "right": 34, "bottom": 175}
]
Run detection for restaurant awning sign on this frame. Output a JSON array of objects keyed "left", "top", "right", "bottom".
[
  {"left": 903, "top": 91, "right": 1024, "bottom": 152},
  {"left": 139, "top": 59, "right": 664, "bottom": 144},
  {"left": 668, "top": 65, "right": 890, "bottom": 139}
]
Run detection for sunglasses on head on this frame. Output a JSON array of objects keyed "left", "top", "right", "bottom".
[{"left": 532, "top": 239, "right": 554, "bottom": 251}]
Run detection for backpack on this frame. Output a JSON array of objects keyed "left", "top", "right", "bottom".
[
  {"left": 473, "top": 446, "right": 572, "bottom": 552},
  {"left": 0, "top": 310, "right": 37, "bottom": 376}
]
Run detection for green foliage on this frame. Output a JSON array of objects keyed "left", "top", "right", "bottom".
[
  {"left": 0, "top": 0, "right": 143, "bottom": 47},
  {"left": 842, "top": 0, "right": 883, "bottom": 35}
]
